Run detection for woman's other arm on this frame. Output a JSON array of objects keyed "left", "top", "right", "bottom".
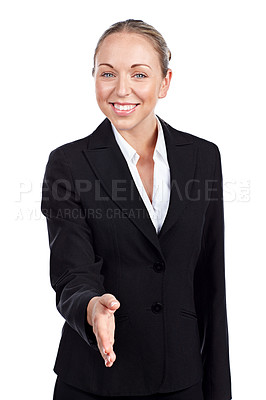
[{"left": 194, "top": 144, "right": 232, "bottom": 400}]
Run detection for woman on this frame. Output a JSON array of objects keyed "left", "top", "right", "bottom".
[{"left": 41, "top": 19, "right": 232, "bottom": 400}]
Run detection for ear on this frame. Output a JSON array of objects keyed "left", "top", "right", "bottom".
[{"left": 158, "top": 69, "right": 172, "bottom": 99}]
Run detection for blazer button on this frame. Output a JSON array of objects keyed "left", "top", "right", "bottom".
[
  {"left": 151, "top": 302, "right": 163, "bottom": 314},
  {"left": 153, "top": 261, "right": 165, "bottom": 273}
]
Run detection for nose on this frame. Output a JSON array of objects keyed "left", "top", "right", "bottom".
[{"left": 115, "top": 74, "right": 131, "bottom": 97}]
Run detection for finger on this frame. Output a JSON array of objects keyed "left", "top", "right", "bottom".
[
  {"left": 93, "top": 305, "right": 117, "bottom": 367},
  {"left": 99, "top": 293, "right": 120, "bottom": 312},
  {"left": 107, "top": 350, "right": 116, "bottom": 364},
  {"left": 104, "top": 348, "right": 116, "bottom": 367},
  {"left": 101, "top": 335, "right": 114, "bottom": 357},
  {"left": 96, "top": 336, "right": 112, "bottom": 361},
  {"left": 100, "top": 343, "right": 115, "bottom": 367},
  {"left": 102, "top": 339, "right": 116, "bottom": 367},
  {"left": 96, "top": 319, "right": 114, "bottom": 357},
  {"left": 100, "top": 335, "right": 116, "bottom": 367}
]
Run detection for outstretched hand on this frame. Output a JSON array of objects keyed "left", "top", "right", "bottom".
[{"left": 87, "top": 294, "right": 120, "bottom": 367}]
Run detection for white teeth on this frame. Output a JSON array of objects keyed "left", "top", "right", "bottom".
[{"left": 113, "top": 104, "right": 137, "bottom": 111}]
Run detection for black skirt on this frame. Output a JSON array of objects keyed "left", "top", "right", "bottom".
[{"left": 53, "top": 376, "right": 204, "bottom": 400}]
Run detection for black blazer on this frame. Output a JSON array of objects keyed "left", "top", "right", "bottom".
[{"left": 41, "top": 116, "right": 232, "bottom": 399}]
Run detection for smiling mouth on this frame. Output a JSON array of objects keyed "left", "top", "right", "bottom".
[{"left": 110, "top": 103, "right": 140, "bottom": 111}]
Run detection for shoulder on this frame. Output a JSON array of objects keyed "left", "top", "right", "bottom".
[
  {"left": 159, "top": 117, "right": 222, "bottom": 177},
  {"left": 180, "top": 128, "right": 220, "bottom": 164},
  {"left": 163, "top": 118, "right": 219, "bottom": 149},
  {"left": 47, "top": 135, "right": 89, "bottom": 163},
  {"left": 47, "top": 118, "right": 110, "bottom": 163},
  {"left": 159, "top": 118, "right": 220, "bottom": 164}
]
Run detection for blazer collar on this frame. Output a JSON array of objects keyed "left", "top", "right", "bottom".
[
  {"left": 86, "top": 115, "right": 193, "bottom": 149},
  {"left": 83, "top": 116, "right": 197, "bottom": 258}
]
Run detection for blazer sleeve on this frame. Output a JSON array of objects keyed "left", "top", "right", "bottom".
[
  {"left": 41, "top": 147, "right": 106, "bottom": 351},
  {"left": 194, "top": 144, "right": 232, "bottom": 400}
]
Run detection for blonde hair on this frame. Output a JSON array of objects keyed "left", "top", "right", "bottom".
[{"left": 92, "top": 19, "right": 171, "bottom": 78}]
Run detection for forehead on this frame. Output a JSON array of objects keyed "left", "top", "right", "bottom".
[{"left": 96, "top": 32, "right": 159, "bottom": 65}]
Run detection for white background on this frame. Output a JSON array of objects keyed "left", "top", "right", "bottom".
[{"left": 1, "top": 0, "right": 265, "bottom": 398}]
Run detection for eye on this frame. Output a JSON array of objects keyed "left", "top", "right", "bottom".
[
  {"left": 101, "top": 72, "right": 115, "bottom": 78},
  {"left": 134, "top": 73, "right": 147, "bottom": 79}
]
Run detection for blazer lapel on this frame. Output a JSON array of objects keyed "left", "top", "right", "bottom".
[
  {"left": 83, "top": 118, "right": 161, "bottom": 252},
  {"left": 157, "top": 116, "right": 197, "bottom": 239},
  {"left": 83, "top": 117, "right": 197, "bottom": 252}
]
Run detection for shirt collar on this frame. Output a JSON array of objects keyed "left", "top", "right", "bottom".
[{"left": 111, "top": 116, "right": 168, "bottom": 167}]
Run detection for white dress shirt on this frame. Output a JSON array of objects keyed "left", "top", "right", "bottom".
[{"left": 111, "top": 116, "right": 171, "bottom": 234}]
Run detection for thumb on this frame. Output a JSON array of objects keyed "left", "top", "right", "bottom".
[{"left": 101, "top": 293, "right": 120, "bottom": 311}]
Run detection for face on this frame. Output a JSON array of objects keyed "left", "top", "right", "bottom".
[{"left": 94, "top": 32, "right": 172, "bottom": 136}]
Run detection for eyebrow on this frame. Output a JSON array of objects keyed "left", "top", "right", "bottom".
[{"left": 98, "top": 63, "right": 152, "bottom": 69}]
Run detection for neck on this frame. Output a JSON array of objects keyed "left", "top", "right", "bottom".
[{"left": 115, "top": 115, "right": 158, "bottom": 157}]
